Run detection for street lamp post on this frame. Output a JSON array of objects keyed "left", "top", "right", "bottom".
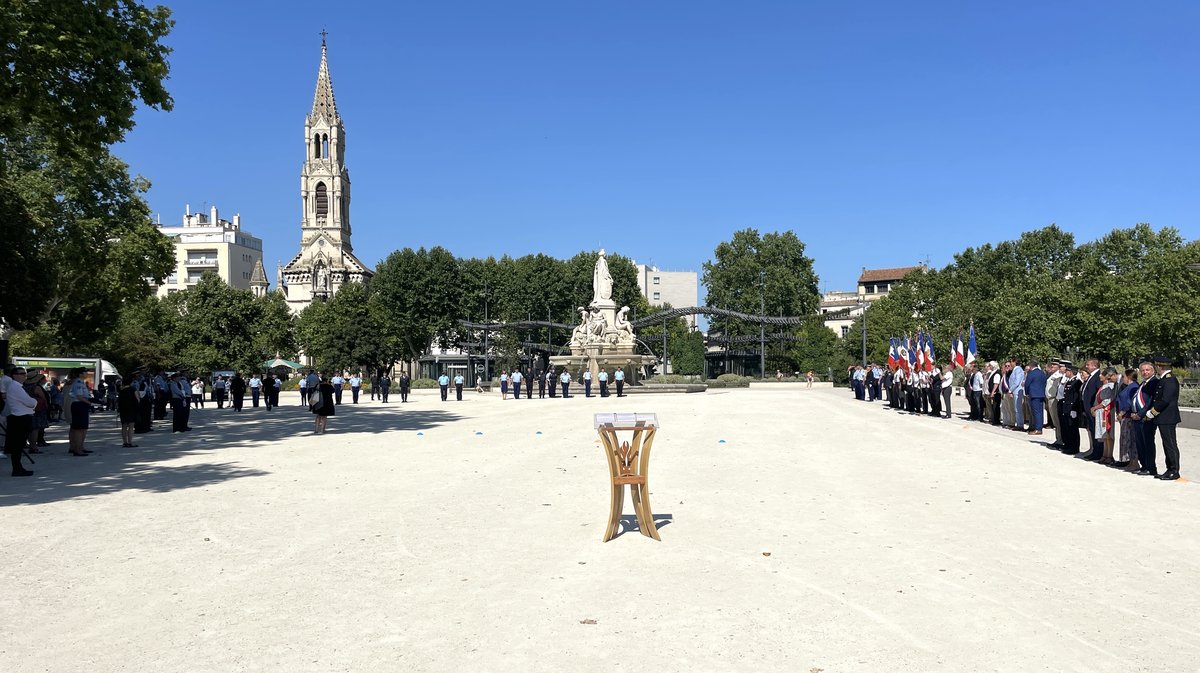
[
  {"left": 860, "top": 297, "right": 867, "bottom": 366},
  {"left": 759, "top": 271, "right": 766, "bottom": 379},
  {"left": 482, "top": 282, "right": 490, "bottom": 382}
]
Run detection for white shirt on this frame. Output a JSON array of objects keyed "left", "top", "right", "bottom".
[
  {"left": 559, "top": 372, "right": 571, "bottom": 383},
  {"left": 191, "top": 381, "right": 204, "bottom": 395},
  {"left": 331, "top": 376, "right": 344, "bottom": 386},
  {"left": 349, "top": 376, "right": 362, "bottom": 387},
  {"left": 598, "top": 371, "right": 608, "bottom": 381},
  {"left": 941, "top": 369, "right": 954, "bottom": 387},
  {"left": 511, "top": 371, "right": 522, "bottom": 383},
  {"left": 583, "top": 371, "right": 592, "bottom": 380},
  {"left": 4, "top": 380, "right": 37, "bottom": 416},
  {"left": 249, "top": 377, "right": 262, "bottom": 389}
]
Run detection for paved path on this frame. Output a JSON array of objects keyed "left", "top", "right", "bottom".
[{"left": 3, "top": 388, "right": 1198, "bottom": 672}]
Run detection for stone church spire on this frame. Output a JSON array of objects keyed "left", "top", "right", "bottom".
[
  {"left": 310, "top": 37, "right": 340, "bottom": 124},
  {"left": 279, "top": 35, "right": 373, "bottom": 314}
]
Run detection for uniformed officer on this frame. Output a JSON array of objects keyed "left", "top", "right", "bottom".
[
  {"left": 349, "top": 373, "right": 362, "bottom": 403},
  {"left": 438, "top": 372, "right": 450, "bottom": 401},
  {"left": 1059, "top": 363, "right": 1083, "bottom": 455},
  {"left": 170, "top": 371, "right": 191, "bottom": 432},
  {"left": 153, "top": 369, "right": 169, "bottom": 420},
  {"left": 454, "top": 372, "right": 464, "bottom": 400},
  {"left": 331, "top": 373, "right": 344, "bottom": 404},
  {"left": 536, "top": 369, "right": 546, "bottom": 398},
  {"left": 1143, "top": 355, "right": 1181, "bottom": 480},
  {"left": 614, "top": 368, "right": 625, "bottom": 397},
  {"left": 548, "top": 369, "right": 557, "bottom": 398},
  {"left": 559, "top": 369, "right": 572, "bottom": 398},
  {"left": 524, "top": 368, "right": 533, "bottom": 398},
  {"left": 511, "top": 369, "right": 523, "bottom": 399},
  {"left": 583, "top": 369, "right": 592, "bottom": 398},
  {"left": 598, "top": 369, "right": 610, "bottom": 397},
  {"left": 380, "top": 373, "right": 393, "bottom": 403}
]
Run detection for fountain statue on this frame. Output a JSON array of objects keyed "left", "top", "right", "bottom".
[{"left": 549, "top": 250, "right": 657, "bottom": 386}]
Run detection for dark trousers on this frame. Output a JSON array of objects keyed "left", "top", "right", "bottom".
[
  {"left": 264, "top": 389, "right": 274, "bottom": 410},
  {"left": 440, "top": 384, "right": 448, "bottom": 401},
  {"left": 384, "top": 387, "right": 393, "bottom": 402},
  {"left": 867, "top": 380, "right": 876, "bottom": 401},
  {"left": 233, "top": 394, "right": 244, "bottom": 411},
  {"left": 549, "top": 380, "right": 557, "bottom": 398},
  {"left": 616, "top": 380, "right": 624, "bottom": 396},
  {"left": 526, "top": 381, "right": 532, "bottom": 398},
  {"left": 1159, "top": 423, "right": 1179, "bottom": 473},
  {"left": 1029, "top": 397, "right": 1045, "bottom": 431},
  {"left": 334, "top": 385, "right": 343, "bottom": 404},
  {"left": 251, "top": 388, "right": 260, "bottom": 407},
  {"left": 456, "top": 383, "right": 463, "bottom": 401},
  {"left": 930, "top": 388, "right": 942, "bottom": 416},
  {"left": 990, "top": 394, "right": 1002, "bottom": 424},
  {"left": 171, "top": 399, "right": 190, "bottom": 431},
  {"left": 215, "top": 389, "right": 226, "bottom": 408},
  {"left": 6, "top": 413, "right": 32, "bottom": 473},
  {"left": 1062, "top": 415, "right": 1080, "bottom": 454},
  {"left": 920, "top": 389, "right": 930, "bottom": 414},
  {"left": 600, "top": 381, "right": 609, "bottom": 397},
  {"left": 136, "top": 397, "right": 153, "bottom": 432},
  {"left": 513, "top": 383, "right": 521, "bottom": 399},
  {"left": 584, "top": 380, "right": 592, "bottom": 397},
  {"left": 351, "top": 386, "right": 360, "bottom": 403},
  {"left": 538, "top": 380, "right": 546, "bottom": 398},
  {"left": 154, "top": 394, "right": 169, "bottom": 419},
  {"left": 1138, "top": 422, "right": 1157, "bottom": 473},
  {"left": 561, "top": 382, "right": 570, "bottom": 398}
]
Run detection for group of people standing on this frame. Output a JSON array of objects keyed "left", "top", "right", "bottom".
[
  {"left": 492, "top": 367, "right": 627, "bottom": 400},
  {"left": 862, "top": 355, "right": 1185, "bottom": 482}
]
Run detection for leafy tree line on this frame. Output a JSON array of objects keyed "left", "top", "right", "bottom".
[{"left": 844, "top": 224, "right": 1200, "bottom": 367}]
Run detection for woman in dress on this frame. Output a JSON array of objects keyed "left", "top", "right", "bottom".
[
  {"left": 499, "top": 370, "right": 509, "bottom": 400},
  {"left": 311, "top": 375, "right": 335, "bottom": 434},
  {"left": 118, "top": 377, "right": 139, "bottom": 447}
]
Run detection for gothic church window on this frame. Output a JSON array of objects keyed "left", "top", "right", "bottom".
[
  {"left": 313, "top": 133, "right": 321, "bottom": 158},
  {"left": 322, "top": 134, "right": 330, "bottom": 159},
  {"left": 315, "top": 182, "right": 328, "bottom": 217}
]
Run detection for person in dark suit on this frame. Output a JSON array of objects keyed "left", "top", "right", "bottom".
[
  {"left": 1130, "top": 361, "right": 1160, "bottom": 476},
  {"left": 1059, "top": 364, "right": 1084, "bottom": 455},
  {"left": 524, "top": 368, "right": 533, "bottom": 399},
  {"left": 1143, "top": 355, "right": 1181, "bottom": 481},
  {"left": 536, "top": 370, "right": 546, "bottom": 398},
  {"left": 1078, "top": 359, "right": 1103, "bottom": 460},
  {"left": 230, "top": 373, "right": 246, "bottom": 412},
  {"left": 1024, "top": 360, "right": 1047, "bottom": 435}
]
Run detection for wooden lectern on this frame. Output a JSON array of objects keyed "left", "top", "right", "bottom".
[{"left": 594, "top": 412, "right": 661, "bottom": 542}]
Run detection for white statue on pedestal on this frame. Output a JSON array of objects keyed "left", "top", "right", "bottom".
[
  {"left": 613, "top": 305, "right": 634, "bottom": 345},
  {"left": 593, "top": 249, "right": 613, "bottom": 304}
]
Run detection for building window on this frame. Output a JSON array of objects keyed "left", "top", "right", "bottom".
[
  {"left": 322, "top": 134, "right": 330, "bottom": 159},
  {"left": 652, "top": 292, "right": 661, "bottom": 301},
  {"left": 315, "top": 182, "right": 328, "bottom": 217},
  {"left": 313, "top": 133, "right": 321, "bottom": 158},
  {"left": 165, "top": 272, "right": 178, "bottom": 285},
  {"left": 841, "top": 326, "right": 849, "bottom": 338},
  {"left": 653, "top": 276, "right": 660, "bottom": 284}
]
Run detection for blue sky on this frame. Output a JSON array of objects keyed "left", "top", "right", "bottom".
[{"left": 116, "top": 1, "right": 1200, "bottom": 296}]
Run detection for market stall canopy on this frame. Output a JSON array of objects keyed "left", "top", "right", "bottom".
[{"left": 263, "top": 358, "right": 304, "bottom": 369}]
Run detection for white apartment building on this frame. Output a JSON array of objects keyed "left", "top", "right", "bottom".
[
  {"left": 155, "top": 204, "right": 264, "bottom": 296},
  {"left": 634, "top": 263, "right": 699, "bottom": 329}
]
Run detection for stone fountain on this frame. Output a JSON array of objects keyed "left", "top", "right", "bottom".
[{"left": 547, "top": 249, "right": 658, "bottom": 383}]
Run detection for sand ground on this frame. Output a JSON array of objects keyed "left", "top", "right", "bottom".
[{"left": 2, "top": 387, "right": 1198, "bottom": 673}]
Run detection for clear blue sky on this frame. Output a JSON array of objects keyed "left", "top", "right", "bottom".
[{"left": 116, "top": 1, "right": 1200, "bottom": 297}]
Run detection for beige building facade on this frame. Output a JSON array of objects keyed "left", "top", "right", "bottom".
[
  {"left": 821, "top": 266, "right": 921, "bottom": 337},
  {"left": 155, "top": 204, "right": 264, "bottom": 297},
  {"left": 634, "top": 263, "right": 699, "bottom": 328}
]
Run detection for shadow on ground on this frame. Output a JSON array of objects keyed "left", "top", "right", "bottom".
[{"left": 0, "top": 402, "right": 460, "bottom": 506}]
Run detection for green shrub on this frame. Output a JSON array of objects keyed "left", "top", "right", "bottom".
[
  {"left": 714, "top": 374, "right": 752, "bottom": 387},
  {"left": 410, "top": 378, "right": 439, "bottom": 389},
  {"left": 1181, "top": 387, "right": 1200, "bottom": 409},
  {"left": 644, "top": 374, "right": 703, "bottom": 384}
]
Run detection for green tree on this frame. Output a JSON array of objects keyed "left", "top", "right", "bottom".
[
  {"left": 296, "top": 282, "right": 387, "bottom": 374},
  {"left": 0, "top": 1, "right": 174, "bottom": 157},
  {"left": 162, "top": 274, "right": 262, "bottom": 373},
  {"left": 251, "top": 291, "right": 298, "bottom": 364},
  {"left": 100, "top": 294, "right": 176, "bottom": 373},
  {"left": 702, "top": 229, "right": 820, "bottom": 339},
  {"left": 371, "top": 247, "right": 460, "bottom": 360}
]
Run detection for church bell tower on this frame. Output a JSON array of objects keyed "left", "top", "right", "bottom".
[{"left": 280, "top": 35, "right": 372, "bottom": 313}]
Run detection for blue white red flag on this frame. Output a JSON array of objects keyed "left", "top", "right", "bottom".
[
  {"left": 966, "top": 324, "right": 977, "bottom": 366},
  {"left": 925, "top": 335, "right": 935, "bottom": 372}
]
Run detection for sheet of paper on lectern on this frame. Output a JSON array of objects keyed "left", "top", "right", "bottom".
[{"left": 593, "top": 412, "right": 659, "bottom": 429}]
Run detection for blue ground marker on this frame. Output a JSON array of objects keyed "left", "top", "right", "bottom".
[{"left": 718, "top": 439, "right": 727, "bottom": 444}]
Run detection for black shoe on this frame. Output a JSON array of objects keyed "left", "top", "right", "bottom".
[
  {"left": 1135, "top": 469, "right": 1158, "bottom": 477},
  {"left": 1110, "top": 461, "right": 1130, "bottom": 468},
  {"left": 1156, "top": 471, "right": 1180, "bottom": 481},
  {"left": 12, "top": 469, "right": 34, "bottom": 477},
  {"left": 1061, "top": 449, "right": 1079, "bottom": 455},
  {"left": 1078, "top": 453, "right": 1101, "bottom": 461}
]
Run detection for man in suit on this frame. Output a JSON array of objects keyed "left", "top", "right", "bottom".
[
  {"left": 1143, "top": 355, "right": 1181, "bottom": 481},
  {"left": 524, "top": 368, "right": 533, "bottom": 399},
  {"left": 1130, "top": 361, "right": 1160, "bottom": 476},
  {"left": 1078, "top": 359, "right": 1103, "bottom": 460},
  {"left": 1024, "top": 360, "right": 1047, "bottom": 435},
  {"left": 1045, "top": 361, "right": 1064, "bottom": 446}
]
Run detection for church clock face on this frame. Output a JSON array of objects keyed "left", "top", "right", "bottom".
[{"left": 317, "top": 238, "right": 326, "bottom": 247}]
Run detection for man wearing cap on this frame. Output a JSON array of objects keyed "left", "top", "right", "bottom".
[
  {"left": 1058, "top": 363, "right": 1083, "bottom": 454},
  {"left": 153, "top": 368, "right": 170, "bottom": 420},
  {"left": 170, "top": 371, "right": 192, "bottom": 432},
  {"left": 1078, "top": 359, "right": 1103, "bottom": 460},
  {"left": 1045, "top": 361, "right": 1065, "bottom": 447},
  {"left": 1142, "top": 355, "right": 1181, "bottom": 481}
]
